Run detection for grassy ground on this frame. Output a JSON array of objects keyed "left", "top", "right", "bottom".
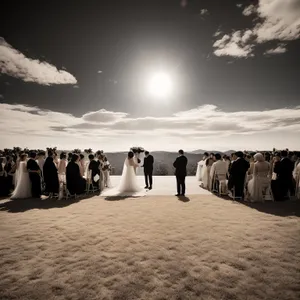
[{"left": 1, "top": 194, "right": 299, "bottom": 300}]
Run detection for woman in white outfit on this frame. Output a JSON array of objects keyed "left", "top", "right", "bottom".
[
  {"left": 247, "top": 153, "right": 271, "bottom": 202},
  {"left": 117, "top": 151, "right": 141, "bottom": 193},
  {"left": 11, "top": 153, "right": 32, "bottom": 199}
]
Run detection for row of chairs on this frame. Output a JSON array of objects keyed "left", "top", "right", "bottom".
[{"left": 210, "top": 172, "right": 274, "bottom": 202}]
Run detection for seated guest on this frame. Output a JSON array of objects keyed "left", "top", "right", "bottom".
[
  {"left": 247, "top": 153, "right": 271, "bottom": 202},
  {"left": 294, "top": 156, "right": 300, "bottom": 199},
  {"left": 4, "top": 156, "right": 14, "bottom": 193},
  {"left": 228, "top": 151, "right": 250, "bottom": 199},
  {"left": 210, "top": 153, "right": 228, "bottom": 193},
  {"left": 0, "top": 157, "right": 10, "bottom": 196},
  {"left": 66, "top": 154, "right": 86, "bottom": 195},
  {"left": 274, "top": 150, "right": 295, "bottom": 200},
  {"left": 88, "top": 154, "right": 100, "bottom": 187},
  {"left": 43, "top": 150, "right": 59, "bottom": 195}
]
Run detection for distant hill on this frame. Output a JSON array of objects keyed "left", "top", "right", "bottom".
[{"left": 190, "top": 149, "right": 236, "bottom": 156}]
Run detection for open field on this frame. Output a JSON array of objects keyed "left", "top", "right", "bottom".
[{"left": 1, "top": 189, "right": 300, "bottom": 300}]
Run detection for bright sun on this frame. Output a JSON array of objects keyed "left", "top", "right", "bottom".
[{"left": 148, "top": 73, "right": 172, "bottom": 98}]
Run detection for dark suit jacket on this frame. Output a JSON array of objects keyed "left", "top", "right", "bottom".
[
  {"left": 143, "top": 155, "right": 154, "bottom": 173},
  {"left": 173, "top": 155, "right": 188, "bottom": 177},
  {"left": 274, "top": 157, "right": 294, "bottom": 182},
  {"left": 89, "top": 160, "right": 100, "bottom": 178},
  {"left": 228, "top": 158, "right": 249, "bottom": 184},
  {"left": 27, "top": 158, "right": 40, "bottom": 172}
]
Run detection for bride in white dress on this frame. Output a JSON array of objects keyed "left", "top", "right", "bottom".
[
  {"left": 117, "top": 151, "right": 142, "bottom": 193},
  {"left": 11, "top": 154, "right": 32, "bottom": 199}
]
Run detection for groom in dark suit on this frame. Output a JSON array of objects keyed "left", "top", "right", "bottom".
[
  {"left": 173, "top": 149, "right": 188, "bottom": 196},
  {"left": 143, "top": 151, "right": 154, "bottom": 190}
]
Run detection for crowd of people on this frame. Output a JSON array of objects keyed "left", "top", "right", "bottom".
[
  {"left": 196, "top": 150, "right": 300, "bottom": 202},
  {"left": 0, "top": 148, "right": 112, "bottom": 199}
]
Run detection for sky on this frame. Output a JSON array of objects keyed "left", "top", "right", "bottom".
[{"left": 0, "top": 0, "right": 300, "bottom": 152}]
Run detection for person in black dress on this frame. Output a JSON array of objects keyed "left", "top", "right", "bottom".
[
  {"left": 88, "top": 154, "right": 100, "bottom": 187},
  {"left": 173, "top": 149, "right": 188, "bottom": 196},
  {"left": 43, "top": 150, "right": 59, "bottom": 195},
  {"left": 27, "top": 151, "right": 41, "bottom": 198},
  {"left": 66, "top": 154, "right": 86, "bottom": 195},
  {"left": 273, "top": 150, "right": 294, "bottom": 200},
  {"left": 4, "top": 156, "right": 14, "bottom": 193},
  {"left": 228, "top": 151, "right": 250, "bottom": 199},
  {"left": 143, "top": 151, "right": 154, "bottom": 190}
]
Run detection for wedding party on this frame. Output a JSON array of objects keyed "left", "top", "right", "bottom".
[
  {"left": 1, "top": 146, "right": 299, "bottom": 201},
  {"left": 1, "top": 0, "right": 300, "bottom": 300}
]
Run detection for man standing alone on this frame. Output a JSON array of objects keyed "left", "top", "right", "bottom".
[
  {"left": 173, "top": 149, "right": 188, "bottom": 196},
  {"left": 143, "top": 151, "right": 154, "bottom": 190}
]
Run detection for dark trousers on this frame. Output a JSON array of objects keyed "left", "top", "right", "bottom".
[
  {"left": 144, "top": 171, "right": 153, "bottom": 187},
  {"left": 228, "top": 178, "right": 245, "bottom": 198},
  {"left": 29, "top": 173, "right": 41, "bottom": 198},
  {"left": 176, "top": 175, "right": 186, "bottom": 195}
]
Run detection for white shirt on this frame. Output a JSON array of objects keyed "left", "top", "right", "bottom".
[{"left": 210, "top": 160, "right": 228, "bottom": 179}]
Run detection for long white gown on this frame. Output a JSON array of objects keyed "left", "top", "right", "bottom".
[
  {"left": 11, "top": 161, "right": 32, "bottom": 199},
  {"left": 101, "top": 157, "right": 144, "bottom": 196},
  {"left": 196, "top": 160, "right": 205, "bottom": 181},
  {"left": 118, "top": 158, "right": 142, "bottom": 193}
]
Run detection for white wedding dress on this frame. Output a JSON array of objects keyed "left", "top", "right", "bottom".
[
  {"left": 101, "top": 157, "right": 144, "bottom": 196},
  {"left": 11, "top": 161, "right": 32, "bottom": 199}
]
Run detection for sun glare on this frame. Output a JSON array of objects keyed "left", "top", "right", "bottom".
[{"left": 148, "top": 72, "right": 172, "bottom": 98}]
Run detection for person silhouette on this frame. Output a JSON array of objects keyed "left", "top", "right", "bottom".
[{"left": 173, "top": 149, "right": 188, "bottom": 196}]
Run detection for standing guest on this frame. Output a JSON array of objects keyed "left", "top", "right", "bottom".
[
  {"left": 202, "top": 152, "right": 214, "bottom": 189},
  {"left": 102, "top": 156, "right": 112, "bottom": 188},
  {"left": 67, "top": 152, "right": 73, "bottom": 162},
  {"left": 78, "top": 154, "right": 85, "bottom": 177},
  {"left": 97, "top": 154, "right": 105, "bottom": 191},
  {"left": 66, "top": 154, "right": 86, "bottom": 195},
  {"left": 271, "top": 152, "right": 281, "bottom": 201},
  {"left": 173, "top": 149, "right": 188, "bottom": 196},
  {"left": 88, "top": 154, "right": 100, "bottom": 187},
  {"left": 274, "top": 150, "right": 295, "bottom": 200},
  {"left": 58, "top": 152, "right": 67, "bottom": 175},
  {"left": 43, "top": 150, "right": 59, "bottom": 195},
  {"left": 36, "top": 151, "right": 46, "bottom": 178},
  {"left": 143, "top": 151, "right": 154, "bottom": 190},
  {"left": 228, "top": 151, "right": 250, "bottom": 199},
  {"left": 27, "top": 151, "right": 42, "bottom": 199},
  {"left": 264, "top": 152, "right": 271, "bottom": 163}
]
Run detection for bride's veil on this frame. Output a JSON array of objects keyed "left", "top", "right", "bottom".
[{"left": 117, "top": 158, "right": 129, "bottom": 191}]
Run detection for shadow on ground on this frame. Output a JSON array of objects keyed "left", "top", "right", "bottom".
[
  {"left": 0, "top": 193, "right": 100, "bottom": 213},
  {"left": 212, "top": 193, "right": 300, "bottom": 217},
  {"left": 176, "top": 195, "right": 191, "bottom": 203}
]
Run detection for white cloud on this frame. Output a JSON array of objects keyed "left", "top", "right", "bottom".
[
  {"left": 1, "top": 103, "right": 300, "bottom": 151},
  {"left": 264, "top": 44, "right": 287, "bottom": 55},
  {"left": 213, "top": 31, "right": 254, "bottom": 57},
  {"left": 242, "top": 5, "right": 256, "bottom": 16},
  {"left": 236, "top": 4, "right": 243, "bottom": 8},
  {"left": 200, "top": 9, "right": 209, "bottom": 15},
  {"left": 213, "top": 0, "right": 300, "bottom": 57},
  {"left": 0, "top": 37, "right": 77, "bottom": 85}
]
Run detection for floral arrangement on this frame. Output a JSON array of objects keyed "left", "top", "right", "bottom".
[
  {"left": 73, "top": 148, "right": 81, "bottom": 154},
  {"left": 84, "top": 148, "right": 93, "bottom": 154},
  {"left": 130, "top": 147, "right": 144, "bottom": 154}
]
